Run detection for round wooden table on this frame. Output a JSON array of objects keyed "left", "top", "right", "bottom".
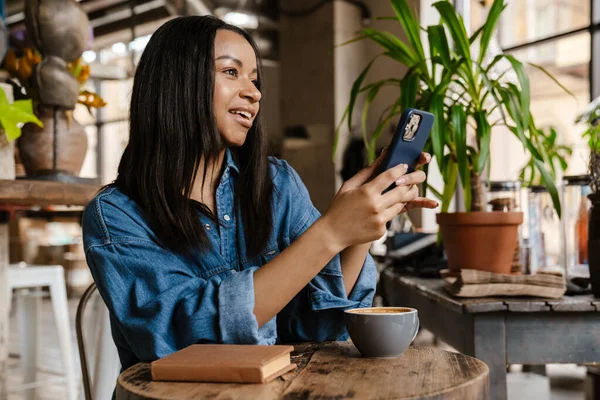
[{"left": 117, "top": 342, "right": 489, "bottom": 400}]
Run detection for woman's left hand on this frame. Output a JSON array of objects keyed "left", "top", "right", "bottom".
[{"left": 399, "top": 152, "right": 438, "bottom": 213}]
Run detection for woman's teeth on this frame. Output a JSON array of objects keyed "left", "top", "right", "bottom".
[{"left": 231, "top": 110, "right": 251, "bottom": 119}]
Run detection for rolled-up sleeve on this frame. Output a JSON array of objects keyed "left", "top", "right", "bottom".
[
  {"left": 86, "top": 240, "right": 275, "bottom": 363},
  {"left": 275, "top": 162, "right": 377, "bottom": 342}
]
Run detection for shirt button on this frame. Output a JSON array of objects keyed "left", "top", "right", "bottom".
[
  {"left": 231, "top": 269, "right": 237, "bottom": 274},
  {"left": 204, "top": 224, "right": 211, "bottom": 230},
  {"left": 224, "top": 215, "right": 231, "bottom": 221}
]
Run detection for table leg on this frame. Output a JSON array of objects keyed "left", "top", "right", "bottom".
[
  {"left": 0, "top": 212, "right": 9, "bottom": 399},
  {"left": 469, "top": 314, "right": 507, "bottom": 400},
  {"left": 586, "top": 366, "right": 600, "bottom": 400}
]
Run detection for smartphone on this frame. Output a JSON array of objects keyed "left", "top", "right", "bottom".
[{"left": 375, "top": 108, "right": 434, "bottom": 193}]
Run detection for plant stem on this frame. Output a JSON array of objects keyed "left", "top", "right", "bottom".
[{"left": 470, "top": 172, "right": 485, "bottom": 212}]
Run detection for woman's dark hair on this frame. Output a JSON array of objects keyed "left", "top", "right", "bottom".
[{"left": 115, "top": 16, "right": 273, "bottom": 257}]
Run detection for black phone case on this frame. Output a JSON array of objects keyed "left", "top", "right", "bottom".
[{"left": 376, "top": 108, "right": 434, "bottom": 193}]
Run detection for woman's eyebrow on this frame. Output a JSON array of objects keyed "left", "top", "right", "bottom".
[{"left": 215, "top": 55, "right": 257, "bottom": 73}]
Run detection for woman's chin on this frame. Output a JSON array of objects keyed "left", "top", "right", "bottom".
[{"left": 221, "top": 132, "right": 248, "bottom": 147}]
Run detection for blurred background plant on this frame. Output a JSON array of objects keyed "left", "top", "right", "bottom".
[
  {"left": 577, "top": 96, "right": 600, "bottom": 193},
  {"left": 520, "top": 126, "right": 572, "bottom": 187}
]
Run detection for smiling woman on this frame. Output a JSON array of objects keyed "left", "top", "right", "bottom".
[{"left": 80, "top": 15, "right": 437, "bottom": 396}]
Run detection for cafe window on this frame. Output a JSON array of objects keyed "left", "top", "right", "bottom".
[
  {"left": 468, "top": 0, "right": 597, "bottom": 176},
  {"left": 79, "top": 35, "right": 149, "bottom": 184}
]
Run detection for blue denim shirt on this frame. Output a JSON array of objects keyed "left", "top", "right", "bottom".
[{"left": 82, "top": 149, "right": 376, "bottom": 372}]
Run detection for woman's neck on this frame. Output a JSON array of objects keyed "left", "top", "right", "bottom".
[{"left": 189, "top": 149, "right": 227, "bottom": 212}]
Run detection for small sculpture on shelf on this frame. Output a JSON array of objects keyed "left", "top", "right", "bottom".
[{"left": 2, "top": 0, "right": 106, "bottom": 183}]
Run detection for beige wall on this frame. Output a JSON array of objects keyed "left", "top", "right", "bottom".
[{"left": 279, "top": 0, "right": 336, "bottom": 213}]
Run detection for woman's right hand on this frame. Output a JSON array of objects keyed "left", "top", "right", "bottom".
[{"left": 321, "top": 152, "right": 426, "bottom": 249}]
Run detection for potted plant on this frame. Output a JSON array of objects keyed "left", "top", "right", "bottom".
[
  {"left": 577, "top": 97, "right": 600, "bottom": 296},
  {"left": 0, "top": 84, "right": 42, "bottom": 180},
  {"left": 337, "top": 0, "right": 569, "bottom": 273}
]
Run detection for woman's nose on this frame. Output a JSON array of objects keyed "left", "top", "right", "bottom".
[{"left": 240, "top": 80, "right": 261, "bottom": 103}]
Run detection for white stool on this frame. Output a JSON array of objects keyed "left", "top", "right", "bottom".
[{"left": 8, "top": 263, "right": 77, "bottom": 400}]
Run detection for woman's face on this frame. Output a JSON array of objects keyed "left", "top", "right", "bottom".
[{"left": 213, "top": 29, "right": 261, "bottom": 147}]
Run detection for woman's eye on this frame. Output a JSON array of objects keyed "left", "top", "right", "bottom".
[
  {"left": 225, "top": 69, "right": 238, "bottom": 77},
  {"left": 252, "top": 80, "right": 259, "bottom": 87}
]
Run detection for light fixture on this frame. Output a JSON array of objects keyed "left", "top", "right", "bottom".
[
  {"left": 280, "top": 0, "right": 372, "bottom": 27},
  {"left": 215, "top": 0, "right": 259, "bottom": 30},
  {"left": 111, "top": 42, "right": 127, "bottom": 54},
  {"left": 82, "top": 50, "right": 97, "bottom": 63}
]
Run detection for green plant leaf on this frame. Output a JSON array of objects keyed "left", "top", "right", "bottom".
[
  {"left": 362, "top": 29, "right": 416, "bottom": 65},
  {"left": 441, "top": 158, "right": 458, "bottom": 213},
  {"left": 548, "top": 127, "right": 557, "bottom": 146},
  {"left": 469, "top": 25, "right": 484, "bottom": 44},
  {"left": 390, "top": 0, "right": 425, "bottom": 60},
  {"left": 527, "top": 62, "right": 577, "bottom": 101},
  {"left": 427, "top": 25, "right": 452, "bottom": 68},
  {"left": 366, "top": 101, "right": 403, "bottom": 163},
  {"left": 503, "top": 55, "right": 530, "bottom": 130},
  {"left": 451, "top": 105, "right": 471, "bottom": 212},
  {"left": 361, "top": 82, "right": 385, "bottom": 150},
  {"left": 334, "top": 34, "right": 367, "bottom": 49},
  {"left": 332, "top": 105, "right": 349, "bottom": 160},
  {"left": 0, "top": 88, "right": 43, "bottom": 141},
  {"left": 400, "top": 71, "right": 419, "bottom": 110},
  {"left": 475, "top": 62, "right": 508, "bottom": 123},
  {"left": 426, "top": 183, "right": 443, "bottom": 201},
  {"left": 430, "top": 93, "right": 445, "bottom": 170},
  {"left": 478, "top": 0, "right": 507, "bottom": 64},
  {"left": 474, "top": 110, "right": 491, "bottom": 174},
  {"left": 359, "top": 78, "right": 402, "bottom": 93},
  {"left": 433, "top": 1, "right": 471, "bottom": 60},
  {"left": 347, "top": 56, "right": 380, "bottom": 134},
  {"left": 534, "top": 158, "right": 562, "bottom": 218}
]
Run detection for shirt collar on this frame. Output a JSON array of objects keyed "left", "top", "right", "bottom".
[{"left": 223, "top": 148, "right": 240, "bottom": 176}]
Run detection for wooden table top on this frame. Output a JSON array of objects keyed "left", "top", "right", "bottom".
[
  {"left": 383, "top": 269, "right": 600, "bottom": 314},
  {"left": 116, "top": 342, "right": 489, "bottom": 400}
]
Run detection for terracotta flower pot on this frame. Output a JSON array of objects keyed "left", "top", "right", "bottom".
[
  {"left": 18, "top": 105, "right": 88, "bottom": 178},
  {"left": 437, "top": 212, "right": 523, "bottom": 274}
]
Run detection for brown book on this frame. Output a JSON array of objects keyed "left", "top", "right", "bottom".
[{"left": 151, "top": 344, "right": 296, "bottom": 384}]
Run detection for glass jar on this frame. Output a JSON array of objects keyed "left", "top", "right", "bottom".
[
  {"left": 487, "top": 181, "right": 523, "bottom": 273},
  {"left": 561, "top": 175, "right": 592, "bottom": 278},
  {"left": 527, "top": 185, "right": 562, "bottom": 275},
  {"left": 487, "top": 181, "right": 521, "bottom": 212}
]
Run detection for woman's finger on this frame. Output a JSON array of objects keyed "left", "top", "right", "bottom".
[
  {"left": 405, "top": 197, "right": 439, "bottom": 210},
  {"left": 416, "top": 152, "right": 431, "bottom": 168},
  {"left": 367, "top": 162, "right": 409, "bottom": 193}
]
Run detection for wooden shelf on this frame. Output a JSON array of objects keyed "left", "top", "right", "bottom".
[{"left": 0, "top": 179, "right": 101, "bottom": 206}]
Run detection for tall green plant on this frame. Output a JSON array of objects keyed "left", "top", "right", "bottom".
[{"left": 335, "top": 0, "right": 570, "bottom": 216}]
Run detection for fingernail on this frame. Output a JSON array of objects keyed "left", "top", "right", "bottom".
[
  {"left": 402, "top": 163, "right": 408, "bottom": 169},
  {"left": 396, "top": 178, "right": 406, "bottom": 185},
  {"left": 425, "top": 153, "right": 431, "bottom": 162}
]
